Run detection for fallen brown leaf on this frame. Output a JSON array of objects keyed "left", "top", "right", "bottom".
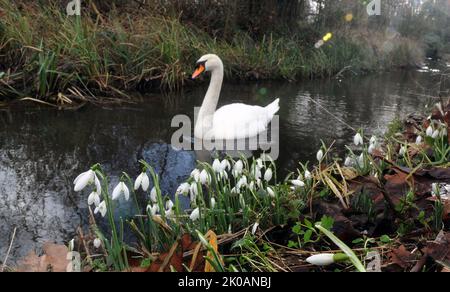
[{"left": 16, "top": 243, "right": 70, "bottom": 272}]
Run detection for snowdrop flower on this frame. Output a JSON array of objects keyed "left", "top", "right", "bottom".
[
  {"left": 88, "top": 191, "right": 101, "bottom": 207},
  {"left": 399, "top": 145, "right": 407, "bottom": 157},
  {"left": 256, "top": 179, "right": 263, "bottom": 189},
  {"left": 444, "top": 184, "right": 450, "bottom": 194},
  {"left": 94, "top": 175, "right": 102, "bottom": 195},
  {"left": 93, "top": 238, "right": 102, "bottom": 249},
  {"left": 426, "top": 125, "right": 434, "bottom": 137},
  {"left": 112, "top": 182, "right": 130, "bottom": 201},
  {"left": 256, "top": 158, "right": 264, "bottom": 169},
  {"left": 210, "top": 197, "right": 216, "bottom": 208},
  {"left": 416, "top": 135, "right": 423, "bottom": 144},
  {"left": 221, "top": 159, "right": 231, "bottom": 171},
  {"left": 134, "top": 172, "right": 150, "bottom": 191},
  {"left": 190, "top": 207, "right": 200, "bottom": 221},
  {"left": 344, "top": 156, "right": 354, "bottom": 167},
  {"left": 237, "top": 176, "right": 248, "bottom": 189},
  {"left": 212, "top": 159, "right": 222, "bottom": 173},
  {"left": 353, "top": 133, "right": 363, "bottom": 146},
  {"left": 267, "top": 187, "right": 275, "bottom": 198},
  {"left": 176, "top": 182, "right": 190, "bottom": 196},
  {"left": 190, "top": 169, "right": 201, "bottom": 182},
  {"left": 165, "top": 208, "right": 174, "bottom": 219},
  {"left": 304, "top": 170, "right": 312, "bottom": 181},
  {"left": 432, "top": 129, "right": 440, "bottom": 139},
  {"left": 199, "top": 169, "right": 210, "bottom": 185},
  {"left": 369, "top": 136, "right": 377, "bottom": 145},
  {"left": 146, "top": 204, "right": 159, "bottom": 216},
  {"left": 189, "top": 182, "right": 198, "bottom": 202},
  {"left": 306, "top": 253, "right": 335, "bottom": 266},
  {"left": 94, "top": 201, "right": 107, "bottom": 217},
  {"left": 357, "top": 153, "right": 365, "bottom": 168},
  {"left": 74, "top": 169, "right": 95, "bottom": 192},
  {"left": 233, "top": 160, "right": 244, "bottom": 177},
  {"left": 441, "top": 128, "right": 448, "bottom": 137},
  {"left": 251, "top": 222, "right": 259, "bottom": 235},
  {"left": 165, "top": 199, "right": 174, "bottom": 211},
  {"left": 264, "top": 168, "right": 273, "bottom": 182},
  {"left": 316, "top": 149, "right": 324, "bottom": 162},
  {"left": 150, "top": 187, "right": 158, "bottom": 203},
  {"left": 291, "top": 180, "right": 305, "bottom": 188}
]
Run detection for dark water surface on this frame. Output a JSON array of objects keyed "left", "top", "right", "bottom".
[{"left": 0, "top": 69, "right": 444, "bottom": 263}]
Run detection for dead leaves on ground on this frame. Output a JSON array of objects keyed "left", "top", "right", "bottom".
[{"left": 16, "top": 243, "right": 70, "bottom": 272}]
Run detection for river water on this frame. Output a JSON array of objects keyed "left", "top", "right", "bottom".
[{"left": 0, "top": 69, "right": 446, "bottom": 263}]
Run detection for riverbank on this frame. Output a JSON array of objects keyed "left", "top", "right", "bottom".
[
  {"left": 5, "top": 99, "right": 448, "bottom": 272},
  {"left": 0, "top": 0, "right": 424, "bottom": 105}
]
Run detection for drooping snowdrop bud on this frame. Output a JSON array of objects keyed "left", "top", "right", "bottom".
[
  {"left": 239, "top": 176, "right": 248, "bottom": 188},
  {"left": 212, "top": 159, "right": 222, "bottom": 173},
  {"left": 252, "top": 222, "right": 259, "bottom": 235},
  {"left": 176, "top": 182, "right": 190, "bottom": 196},
  {"left": 221, "top": 159, "right": 231, "bottom": 171},
  {"left": 354, "top": 133, "right": 363, "bottom": 146},
  {"left": 94, "top": 201, "right": 107, "bottom": 217},
  {"left": 191, "top": 169, "right": 201, "bottom": 182},
  {"left": 93, "top": 238, "right": 102, "bottom": 249},
  {"left": 306, "top": 253, "right": 348, "bottom": 266},
  {"left": 432, "top": 129, "right": 440, "bottom": 139},
  {"left": 267, "top": 187, "right": 275, "bottom": 198},
  {"left": 88, "top": 191, "right": 101, "bottom": 207},
  {"left": 316, "top": 149, "right": 324, "bottom": 162},
  {"left": 112, "top": 182, "right": 130, "bottom": 201},
  {"left": 94, "top": 175, "right": 102, "bottom": 194},
  {"left": 415, "top": 135, "right": 423, "bottom": 144},
  {"left": 233, "top": 160, "right": 244, "bottom": 177},
  {"left": 264, "top": 168, "right": 273, "bottom": 182},
  {"left": 358, "top": 153, "right": 365, "bottom": 168},
  {"left": 190, "top": 207, "right": 200, "bottom": 221},
  {"left": 304, "top": 170, "right": 312, "bottom": 181},
  {"left": 74, "top": 169, "right": 95, "bottom": 192},
  {"left": 426, "top": 125, "right": 434, "bottom": 137},
  {"left": 210, "top": 197, "right": 216, "bottom": 208},
  {"left": 134, "top": 172, "right": 150, "bottom": 191},
  {"left": 344, "top": 156, "right": 353, "bottom": 167},
  {"left": 166, "top": 199, "right": 174, "bottom": 211},
  {"left": 256, "top": 158, "right": 263, "bottom": 169},
  {"left": 199, "top": 169, "right": 210, "bottom": 185},
  {"left": 147, "top": 204, "right": 159, "bottom": 216},
  {"left": 291, "top": 180, "right": 305, "bottom": 188},
  {"left": 150, "top": 187, "right": 158, "bottom": 203},
  {"left": 189, "top": 182, "right": 198, "bottom": 203}
]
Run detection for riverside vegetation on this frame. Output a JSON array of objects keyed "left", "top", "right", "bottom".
[
  {"left": 0, "top": 0, "right": 436, "bottom": 105},
  {"left": 26, "top": 100, "right": 445, "bottom": 272}
]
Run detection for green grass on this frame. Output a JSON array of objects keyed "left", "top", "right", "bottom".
[{"left": 0, "top": 0, "right": 424, "bottom": 102}]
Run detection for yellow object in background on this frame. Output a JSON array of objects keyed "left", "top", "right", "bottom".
[{"left": 323, "top": 33, "right": 333, "bottom": 42}]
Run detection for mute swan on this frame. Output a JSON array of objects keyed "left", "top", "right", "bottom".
[{"left": 191, "top": 54, "right": 280, "bottom": 140}]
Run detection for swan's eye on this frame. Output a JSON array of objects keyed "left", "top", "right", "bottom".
[{"left": 192, "top": 62, "right": 206, "bottom": 79}]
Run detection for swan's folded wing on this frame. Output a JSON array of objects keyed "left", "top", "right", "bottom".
[{"left": 212, "top": 103, "right": 272, "bottom": 140}]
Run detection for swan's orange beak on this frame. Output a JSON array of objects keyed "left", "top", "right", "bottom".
[{"left": 191, "top": 64, "right": 205, "bottom": 79}]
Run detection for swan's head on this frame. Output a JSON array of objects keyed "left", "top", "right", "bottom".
[{"left": 191, "top": 54, "right": 223, "bottom": 79}]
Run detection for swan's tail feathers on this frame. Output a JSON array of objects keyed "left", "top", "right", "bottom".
[{"left": 266, "top": 98, "right": 280, "bottom": 119}]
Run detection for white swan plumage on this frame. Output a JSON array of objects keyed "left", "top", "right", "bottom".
[{"left": 191, "top": 54, "right": 279, "bottom": 140}]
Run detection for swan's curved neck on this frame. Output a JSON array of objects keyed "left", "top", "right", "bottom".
[{"left": 195, "top": 64, "right": 223, "bottom": 138}]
